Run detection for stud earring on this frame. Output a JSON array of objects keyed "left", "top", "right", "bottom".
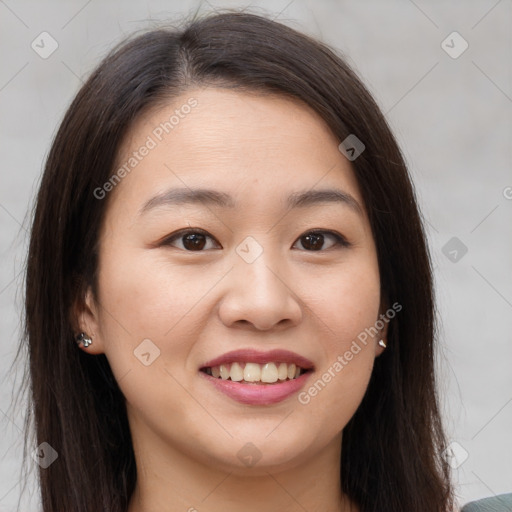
[
  {"left": 76, "top": 332, "right": 93, "bottom": 348},
  {"left": 378, "top": 339, "right": 387, "bottom": 349}
]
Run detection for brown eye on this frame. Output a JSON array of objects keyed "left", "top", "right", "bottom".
[
  {"left": 162, "top": 229, "right": 220, "bottom": 251},
  {"left": 182, "top": 233, "right": 207, "bottom": 250},
  {"left": 293, "top": 231, "right": 349, "bottom": 251}
]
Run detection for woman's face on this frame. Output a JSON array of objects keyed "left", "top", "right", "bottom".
[{"left": 80, "top": 87, "right": 385, "bottom": 473}]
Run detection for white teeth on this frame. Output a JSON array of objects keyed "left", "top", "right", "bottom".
[
  {"left": 244, "top": 362, "right": 261, "bottom": 382},
  {"left": 206, "top": 362, "right": 305, "bottom": 383},
  {"left": 230, "top": 362, "right": 244, "bottom": 382},
  {"left": 261, "top": 363, "right": 278, "bottom": 383},
  {"left": 219, "top": 364, "right": 230, "bottom": 380},
  {"left": 277, "top": 363, "right": 288, "bottom": 381}
]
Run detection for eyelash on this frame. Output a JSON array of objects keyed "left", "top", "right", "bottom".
[{"left": 160, "top": 228, "right": 351, "bottom": 252}]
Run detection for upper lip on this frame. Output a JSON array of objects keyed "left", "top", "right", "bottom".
[{"left": 201, "top": 349, "right": 315, "bottom": 370}]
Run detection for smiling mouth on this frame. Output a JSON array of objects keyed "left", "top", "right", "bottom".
[{"left": 201, "top": 362, "right": 311, "bottom": 385}]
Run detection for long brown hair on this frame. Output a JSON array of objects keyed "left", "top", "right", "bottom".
[{"left": 18, "top": 10, "right": 454, "bottom": 511}]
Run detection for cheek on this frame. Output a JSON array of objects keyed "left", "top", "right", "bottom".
[
  {"left": 304, "top": 254, "right": 381, "bottom": 345},
  {"left": 295, "top": 254, "right": 380, "bottom": 428},
  {"left": 298, "top": 350, "right": 375, "bottom": 442},
  {"left": 93, "top": 244, "right": 205, "bottom": 384},
  {"left": 93, "top": 246, "right": 212, "bottom": 433},
  {"left": 96, "top": 243, "right": 219, "bottom": 337},
  {"left": 297, "top": 296, "right": 378, "bottom": 438}
]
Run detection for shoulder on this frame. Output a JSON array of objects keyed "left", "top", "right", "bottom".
[{"left": 461, "top": 493, "right": 512, "bottom": 512}]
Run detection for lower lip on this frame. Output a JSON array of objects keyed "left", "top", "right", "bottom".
[{"left": 200, "top": 371, "right": 312, "bottom": 405}]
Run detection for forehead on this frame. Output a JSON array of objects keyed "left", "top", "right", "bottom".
[{"left": 109, "top": 87, "right": 364, "bottom": 214}]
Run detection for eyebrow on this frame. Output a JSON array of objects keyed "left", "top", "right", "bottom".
[{"left": 138, "top": 187, "right": 363, "bottom": 217}]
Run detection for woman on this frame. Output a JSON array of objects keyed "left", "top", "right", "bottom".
[{"left": 21, "top": 10, "right": 455, "bottom": 512}]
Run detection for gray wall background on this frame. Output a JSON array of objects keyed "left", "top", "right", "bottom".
[{"left": 1, "top": 1, "right": 511, "bottom": 510}]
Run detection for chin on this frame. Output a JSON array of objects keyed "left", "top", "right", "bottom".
[{"left": 192, "top": 426, "right": 322, "bottom": 474}]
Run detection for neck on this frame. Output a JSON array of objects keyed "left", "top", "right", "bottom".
[{"left": 126, "top": 429, "right": 357, "bottom": 512}]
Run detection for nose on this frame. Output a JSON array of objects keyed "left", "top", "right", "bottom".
[{"left": 218, "top": 249, "right": 303, "bottom": 331}]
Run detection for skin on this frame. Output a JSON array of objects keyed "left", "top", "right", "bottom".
[{"left": 77, "top": 87, "right": 387, "bottom": 512}]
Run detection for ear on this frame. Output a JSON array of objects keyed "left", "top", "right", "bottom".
[{"left": 72, "top": 285, "right": 106, "bottom": 355}]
